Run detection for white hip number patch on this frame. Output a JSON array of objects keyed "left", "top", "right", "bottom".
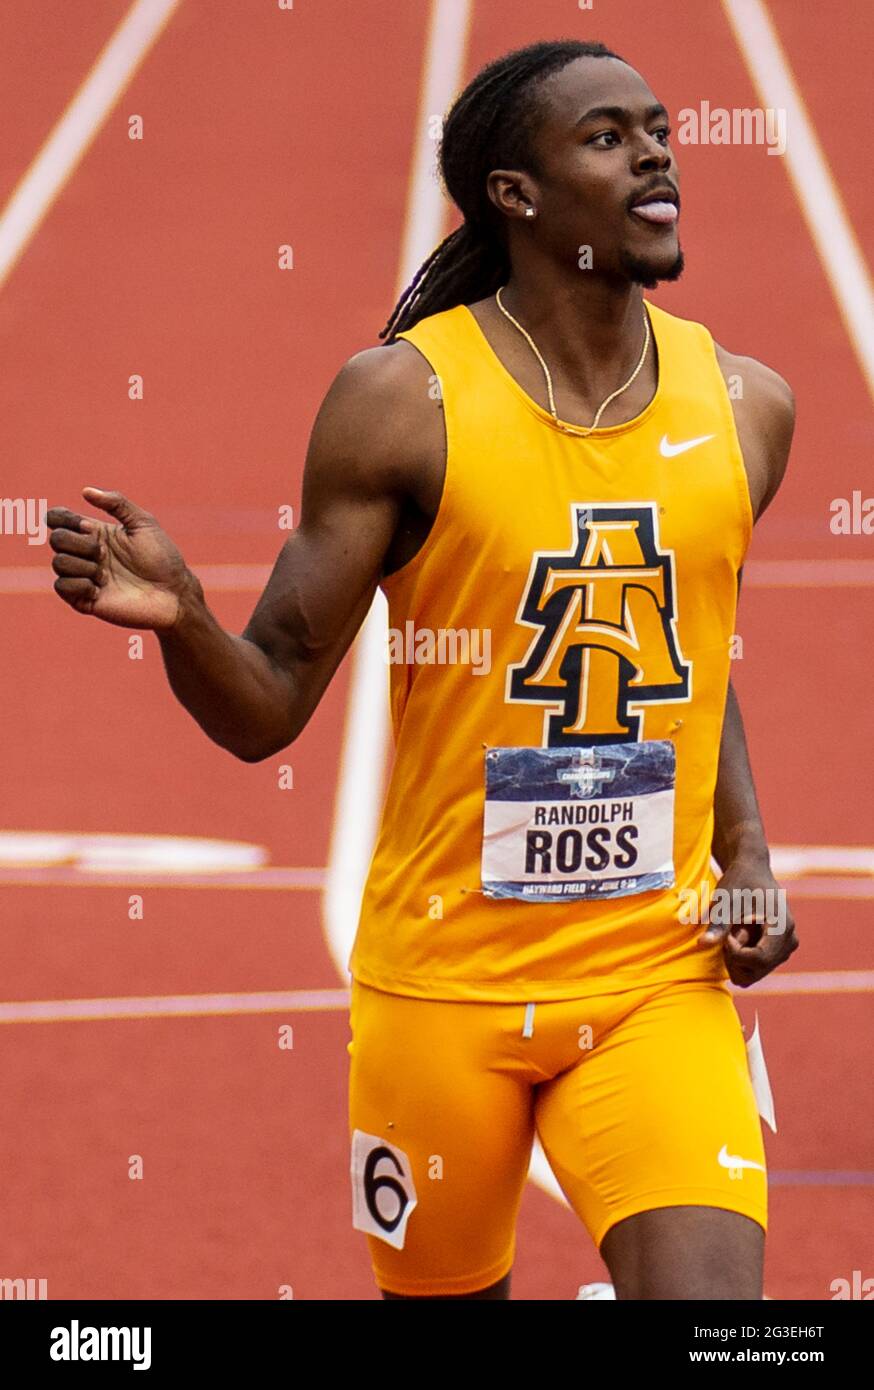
[{"left": 351, "top": 1129, "right": 418, "bottom": 1250}]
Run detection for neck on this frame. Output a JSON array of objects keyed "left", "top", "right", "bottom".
[{"left": 498, "top": 263, "right": 647, "bottom": 394}]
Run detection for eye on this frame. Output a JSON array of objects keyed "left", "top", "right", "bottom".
[
  {"left": 652, "top": 125, "right": 672, "bottom": 144},
  {"left": 589, "top": 130, "right": 621, "bottom": 147}
]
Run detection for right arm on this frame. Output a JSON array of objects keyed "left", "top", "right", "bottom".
[{"left": 46, "top": 341, "right": 443, "bottom": 762}]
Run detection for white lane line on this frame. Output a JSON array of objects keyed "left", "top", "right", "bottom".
[
  {"left": 0, "top": 0, "right": 182, "bottom": 292},
  {"left": 1, "top": 972, "right": 867, "bottom": 1028},
  {"left": 0, "top": 563, "right": 272, "bottom": 594},
  {"left": 0, "top": 0, "right": 180, "bottom": 289},
  {"left": 744, "top": 561, "right": 874, "bottom": 589},
  {"left": 722, "top": 0, "right": 874, "bottom": 400},
  {"left": 529, "top": 1144, "right": 569, "bottom": 1207},
  {"left": 322, "top": 0, "right": 474, "bottom": 981},
  {"left": 735, "top": 970, "right": 874, "bottom": 995},
  {"left": 3, "top": 869, "right": 874, "bottom": 898},
  {"left": 0, "top": 829, "right": 266, "bottom": 872},
  {"left": 3, "top": 835, "right": 872, "bottom": 889},
  {"left": 0, "top": 988, "right": 350, "bottom": 1026},
  {"left": 394, "top": 0, "right": 475, "bottom": 298},
  {"left": 772, "top": 845, "right": 874, "bottom": 876},
  {"left": 784, "top": 880, "right": 874, "bottom": 900},
  {"left": 0, "top": 867, "right": 324, "bottom": 890}
]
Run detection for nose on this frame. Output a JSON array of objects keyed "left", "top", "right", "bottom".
[{"left": 633, "top": 135, "right": 672, "bottom": 174}]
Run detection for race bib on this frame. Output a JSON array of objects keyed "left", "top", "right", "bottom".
[{"left": 482, "top": 742, "right": 676, "bottom": 902}]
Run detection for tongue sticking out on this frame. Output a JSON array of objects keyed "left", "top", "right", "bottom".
[{"left": 631, "top": 201, "right": 678, "bottom": 225}]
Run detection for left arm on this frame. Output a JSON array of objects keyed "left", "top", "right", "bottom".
[
  {"left": 700, "top": 349, "right": 799, "bottom": 985},
  {"left": 711, "top": 677, "right": 769, "bottom": 875}
]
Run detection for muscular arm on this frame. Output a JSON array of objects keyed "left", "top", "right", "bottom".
[
  {"left": 47, "top": 341, "right": 444, "bottom": 762},
  {"left": 711, "top": 678, "right": 770, "bottom": 873},
  {"left": 704, "top": 349, "right": 799, "bottom": 981},
  {"left": 159, "top": 343, "right": 443, "bottom": 760},
  {"left": 713, "top": 347, "right": 795, "bottom": 862}
]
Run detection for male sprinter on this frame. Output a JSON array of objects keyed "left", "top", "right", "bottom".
[{"left": 46, "top": 40, "right": 798, "bottom": 1299}]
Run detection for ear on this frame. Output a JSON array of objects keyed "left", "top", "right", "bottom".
[{"left": 485, "top": 169, "right": 539, "bottom": 222}]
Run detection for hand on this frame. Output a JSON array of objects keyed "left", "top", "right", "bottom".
[
  {"left": 47, "top": 488, "right": 196, "bottom": 631},
  {"left": 699, "top": 853, "right": 798, "bottom": 987}
]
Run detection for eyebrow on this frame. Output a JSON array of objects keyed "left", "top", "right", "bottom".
[{"left": 575, "top": 103, "right": 669, "bottom": 128}]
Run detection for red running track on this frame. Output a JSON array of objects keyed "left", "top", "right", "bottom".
[{"left": 0, "top": 0, "right": 871, "bottom": 1299}]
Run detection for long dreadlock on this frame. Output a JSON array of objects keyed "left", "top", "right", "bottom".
[{"left": 379, "top": 39, "right": 622, "bottom": 344}]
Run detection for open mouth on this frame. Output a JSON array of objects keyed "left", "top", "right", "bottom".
[{"left": 630, "top": 194, "right": 679, "bottom": 226}]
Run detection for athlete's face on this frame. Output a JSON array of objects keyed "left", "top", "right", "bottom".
[{"left": 527, "top": 57, "right": 683, "bottom": 287}]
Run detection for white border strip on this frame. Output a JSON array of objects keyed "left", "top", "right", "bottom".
[
  {"left": 0, "top": 0, "right": 181, "bottom": 291},
  {"left": 722, "top": 0, "right": 874, "bottom": 399},
  {"left": 322, "top": 0, "right": 473, "bottom": 980}
]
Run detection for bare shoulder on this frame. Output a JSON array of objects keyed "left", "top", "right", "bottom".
[
  {"left": 307, "top": 340, "right": 445, "bottom": 499},
  {"left": 714, "top": 343, "right": 796, "bottom": 519},
  {"left": 714, "top": 344, "right": 795, "bottom": 423},
  {"left": 333, "top": 337, "right": 441, "bottom": 406}
]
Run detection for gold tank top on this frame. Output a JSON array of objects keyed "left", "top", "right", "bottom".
[{"left": 349, "top": 299, "right": 753, "bottom": 1000}]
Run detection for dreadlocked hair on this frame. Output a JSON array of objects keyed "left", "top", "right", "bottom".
[{"left": 379, "top": 38, "right": 622, "bottom": 343}]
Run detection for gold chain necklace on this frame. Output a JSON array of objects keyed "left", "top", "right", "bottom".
[{"left": 495, "top": 285, "right": 651, "bottom": 437}]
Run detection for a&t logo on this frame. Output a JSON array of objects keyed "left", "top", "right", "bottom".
[{"left": 507, "top": 503, "right": 691, "bottom": 745}]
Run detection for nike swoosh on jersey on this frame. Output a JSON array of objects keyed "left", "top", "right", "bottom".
[
  {"left": 717, "top": 1143, "right": 766, "bottom": 1173},
  {"left": 659, "top": 433, "right": 716, "bottom": 457}
]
